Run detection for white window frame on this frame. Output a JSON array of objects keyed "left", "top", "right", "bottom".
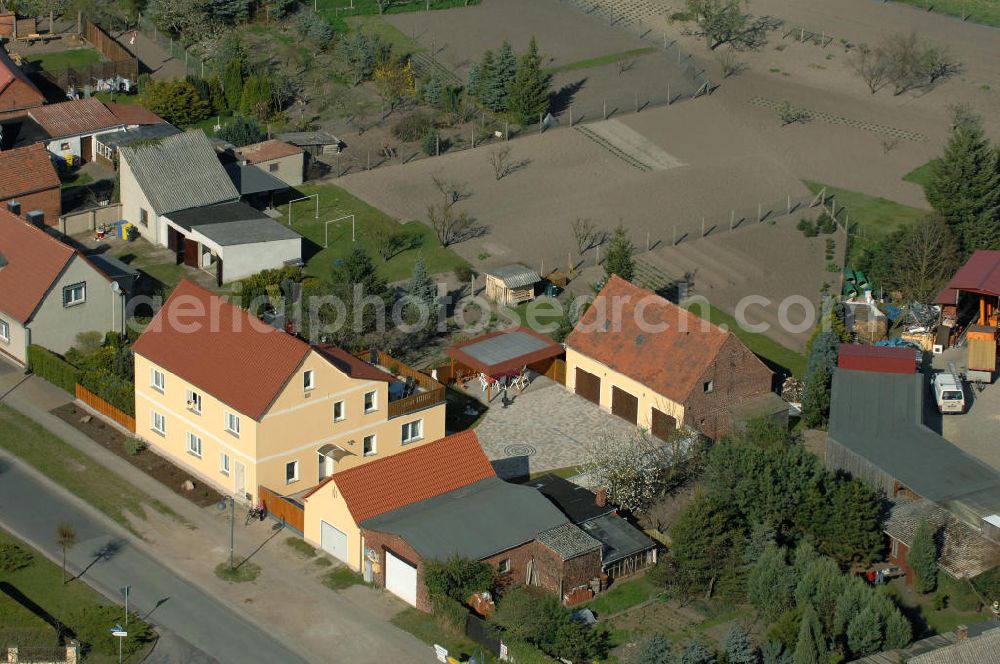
[
  {"left": 224, "top": 411, "right": 240, "bottom": 437},
  {"left": 0, "top": 319, "right": 8, "bottom": 343},
  {"left": 364, "top": 390, "right": 378, "bottom": 414},
  {"left": 150, "top": 410, "right": 166, "bottom": 435},
  {"left": 186, "top": 432, "right": 203, "bottom": 458},
  {"left": 498, "top": 559, "right": 511, "bottom": 574},
  {"left": 150, "top": 368, "right": 165, "bottom": 393},
  {"left": 304, "top": 369, "right": 315, "bottom": 392},
  {"left": 220, "top": 452, "right": 230, "bottom": 476},
  {"left": 363, "top": 434, "right": 376, "bottom": 457},
  {"left": 401, "top": 419, "right": 423, "bottom": 445},
  {"left": 285, "top": 460, "right": 299, "bottom": 484},
  {"left": 186, "top": 389, "right": 202, "bottom": 414},
  {"left": 63, "top": 282, "right": 86, "bottom": 307},
  {"left": 333, "top": 400, "right": 345, "bottom": 422},
  {"left": 703, "top": 380, "right": 714, "bottom": 394}
]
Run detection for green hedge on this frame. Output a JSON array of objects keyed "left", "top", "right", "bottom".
[
  {"left": 80, "top": 370, "right": 135, "bottom": 417},
  {"left": 27, "top": 345, "right": 81, "bottom": 394}
]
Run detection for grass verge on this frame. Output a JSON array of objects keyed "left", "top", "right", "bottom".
[
  {"left": 0, "top": 528, "right": 156, "bottom": 660},
  {"left": 545, "top": 47, "right": 658, "bottom": 75},
  {"left": 323, "top": 567, "right": 365, "bottom": 590},
  {"left": 0, "top": 404, "right": 176, "bottom": 533},
  {"left": 313, "top": 556, "right": 333, "bottom": 568},
  {"left": 686, "top": 304, "right": 807, "bottom": 378},
  {"left": 214, "top": 561, "right": 261, "bottom": 583},
  {"left": 903, "top": 159, "right": 939, "bottom": 189},
  {"left": 585, "top": 575, "right": 656, "bottom": 617},
  {"left": 805, "top": 181, "right": 927, "bottom": 268},
  {"left": 889, "top": 0, "right": 1000, "bottom": 28},
  {"left": 280, "top": 183, "right": 469, "bottom": 283},
  {"left": 285, "top": 537, "right": 317, "bottom": 558},
  {"left": 392, "top": 607, "right": 496, "bottom": 662}
]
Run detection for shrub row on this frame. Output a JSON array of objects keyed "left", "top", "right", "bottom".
[
  {"left": 27, "top": 345, "right": 81, "bottom": 394},
  {"left": 80, "top": 369, "right": 135, "bottom": 417}
]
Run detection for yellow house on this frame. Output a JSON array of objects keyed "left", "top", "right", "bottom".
[
  {"left": 132, "top": 279, "right": 446, "bottom": 505},
  {"left": 301, "top": 430, "right": 495, "bottom": 570}
]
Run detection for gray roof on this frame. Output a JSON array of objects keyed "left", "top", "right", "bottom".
[
  {"left": 461, "top": 330, "right": 551, "bottom": 368},
  {"left": 884, "top": 498, "right": 1000, "bottom": 579},
  {"left": 910, "top": 626, "right": 1000, "bottom": 664},
  {"left": 166, "top": 201, "right": 270, "bottom": 232},
  {"left": 829, "top": 369, "right": 1000, "bottom": 523},
  {"left": 166, "top": 201, "right": 300, "bottom": 247},
  {"left": 361, "top": 477, "right": 569, "bottom": 561},
  {"left": 536, "top": 523, "right": 602, "bottom": 560},
  {"left": 85, "top": 252, "right": 139, "bottom": 279},
  {"left": 119, "top": 130, "right": 239, "bottom": 215},
  {"left": 579, "top": 513, "right": 657, "bottom": 565},
  {"left": 855, "top": 624, "right": 1000, "bottom": 664},
  {"left": 276, "top": 130, "right": 341, "bottom": 146},
  {"left": 489, "top": 264, "right": 541, "bottom": 289},
  {"left": 224, "top": 162, "right": 289, "bottom": 195},
  {"left": 96, "top": 123, "right": 181, "bottom": 149},
  {"left": 530, "top": 474, "right": 616, "bottom": 524}
]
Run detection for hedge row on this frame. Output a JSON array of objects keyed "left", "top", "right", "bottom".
[
  {"left": 80, "top": 370, "right": 135, "bottom": 417},
  {"left": 27, "top": 345, "right": 81, "bottom": 394}
]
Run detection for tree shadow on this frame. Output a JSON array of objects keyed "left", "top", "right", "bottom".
[
  {"left": 0, "top": 581, "right": 76, "bottom": 644},
  {"left": 549, "top": 78, "right": 587, "bottom": 115},
  {"left": 72, "top": 538, "right": 127, "bottom": 583}
]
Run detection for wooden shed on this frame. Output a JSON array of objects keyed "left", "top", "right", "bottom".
[{"left": 485, "top": 264, "right": 541, "bottom": 306}]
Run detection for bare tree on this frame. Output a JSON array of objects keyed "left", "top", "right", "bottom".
[
  {"left": 616, "top": 57, "right": 637, "bottom": 76},
  {"left": 56, "top": 522, "right": 77, "bottom": 584},
  {"left": 918, "top": 43, "right": 962, "bottom": 86},
  {"left": 369, "top": 226, "right": 404, "bottom": 261},
  {"left": 850, "top": 44, "right": 890, "bottom": 94},
  {"left": 570, "top": 217, "right": 596, "bottom": 255},
  {"left": 428, "top": 203, "right": 478, "bottom": 247},
  {"left": 430, "top": 175, "right": 471, "bottom": 208},
  {"left": 717, "top": 49, "right": 746, "bottom": 78},
  {"left": 488, "top": 147, "right": 513, "bottom": 180},
  {"left": 888, "top": 217, "right": 961, "bottom": 302}
]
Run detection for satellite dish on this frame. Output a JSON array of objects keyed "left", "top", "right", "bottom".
[{"left": 111, "top": 281, "right": 121, "bottom": 293}]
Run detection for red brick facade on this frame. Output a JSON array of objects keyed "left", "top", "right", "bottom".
[
  {"left": 887, "top": 536, "right": 915, "bottom": 586},
  {"left": 682, "top": 335, "right": 774, "bottom": 439},
  {"left": 0, "top": 186, "right": 61, "bottom": 226},
  {"left": 362, "top": 527, "right": 602, "bottom": 612}
]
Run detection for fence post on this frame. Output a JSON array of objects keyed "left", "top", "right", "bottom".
[
  {"left": 634, "top": 90, "right": 638, "bottom": 113},
  {"left": 673, "top": 225, "right": 676, "bottom": 245},
  {"left": 730, "top": 210, "right": 735, "bottom": 229},
  {"left": 701, "top": 217, "right": 705, "bottom": 237},
  {"left": 758, "top": 203, "right": 762, "bottom": 223},
  {"left": 603, "top": 98, "right": 607, "bottom": 120},
  {"left": 787, "top": 195, "right": 791, "bottom": 214}
]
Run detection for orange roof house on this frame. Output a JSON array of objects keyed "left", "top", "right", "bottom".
[
  {"left": 0, "top": 208, "right": 120, "bottom": 364},
  {"left": 132, "top": 280, "right": 447, "bottom": 505},
  {"left": 0, "top": 143, "right": 60, "bottom": 223},
  {"left": 234, "top": 138, "right": 304, "bottom": 187},
  {"left": 28, "top": 98, "right": 126, "bottom": 165},
  {"left": 564, "top": 275, "right": 774, "bottom": 439}
]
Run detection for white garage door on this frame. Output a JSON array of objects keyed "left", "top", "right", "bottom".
[
  {"left": 385, "top": 550, "right": 418, "bottom": 606},
  {"left": 320, "top": 521, "right": 348, "bottom": 563}
]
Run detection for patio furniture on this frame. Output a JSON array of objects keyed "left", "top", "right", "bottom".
[{"left": 446, "top": 328, "right": 565, "bottom": 401}]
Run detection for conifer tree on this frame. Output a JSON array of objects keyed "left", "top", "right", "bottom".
[{"left": 508, "top": 37, "right": 550, "bottom": 125}]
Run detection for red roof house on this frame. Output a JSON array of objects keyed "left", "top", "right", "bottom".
[
  {"left": 0, "top": 44, "right": 44, "bottom": 118},
  {"left": 0, "top": 143, "right": 61, "bottom": 224}
]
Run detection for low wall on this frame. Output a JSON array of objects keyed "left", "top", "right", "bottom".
[{"left": 59, "top": 204, "right": 122, "bottom": 236}]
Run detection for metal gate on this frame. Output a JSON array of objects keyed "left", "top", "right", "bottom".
[
  {"left": 385, "top": 550, "right": 418, "bottom": 606},
  {"left": 320, "top": 521, "right": 349, "bottom": 563}
]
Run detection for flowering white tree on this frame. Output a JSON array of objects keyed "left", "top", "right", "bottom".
[{"left": 583, "top": 427, "right": 701, "bottom": 513}]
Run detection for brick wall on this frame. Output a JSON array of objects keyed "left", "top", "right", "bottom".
[
  {"left": 1, "top": 187, "right": 61, "bottom": 227},
  {"left": 683, "top": 335, "right": 773, "bottom": 439}
]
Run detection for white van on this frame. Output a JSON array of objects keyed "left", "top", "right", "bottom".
[{"left": 933, "top": 364, "right": 966, "bottom": 414}]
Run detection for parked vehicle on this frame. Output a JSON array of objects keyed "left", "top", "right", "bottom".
[{"left": 932, "top": 363, "right": 966, "bottom": 414}]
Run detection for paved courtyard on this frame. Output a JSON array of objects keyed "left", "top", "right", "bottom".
[{"left": 469, "top": 376, "right": 639, "bottom": 479}]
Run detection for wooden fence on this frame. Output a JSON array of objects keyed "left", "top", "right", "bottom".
[
  {"left": 356, "top": 350, "right": 446, "bottom": 419},
  {"left": 75, "top": 383, "right": 134, "bottom": 432},
  {"left": 83, "top": 17, "right": 133, "bottom": 62},
  {"left": 259, "top": 486, "right": 304, "bottom": 532},
  {"left": 529, "top": 357, "right": 566, "bottom": 385},
  {"left": 35, "top": 18, "right": 137, "bottom": 89}
]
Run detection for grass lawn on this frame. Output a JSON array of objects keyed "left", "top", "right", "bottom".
[
  {"left": 346, "top": 15, "right": 426, "bottom": 54},
  {"left": 214, "top": 560, "right": 261, "bottom": 583},
  {"left": 136, "top": 263, "right": 188, "bottom": 291},
  {"left": 185, "top": 113, "right": 233, "bottom": 136},
  {"left": 585, "top": 575, "right": 657, "bottom": 618},
  {"left": 0, "top": 404, "right": 175, "bottom": 535},
  {"left": 279, "top": 183, "right": 469, "bottom": 283},
  {"left": 903, "top": 159, "right": 939, "bottom": 189},
  {"left": 323, "top": 566, "right": 365, "bottom": 590},
  {"left": 890, "top": 0, "right": 1000, "bottom": 27},
  {"left": 93, "top": 91, "right": 142, "bottom": 106},
  {"left": 805, "top": 181, "right": 927, "bottom": 268},
  {"left": 59, "top": 171, "right": 93, "bottom": 189},
  {"left": 508, "top": 296, "right": 563, "bottom": 335},
  {"left": 545, "top": 47, "right": 658, "bottom": 75},
  {"left": 686, "top": 303, "right": 807, "bottom": 378},
  {"left": 885, "top": 577, "right": 991, "bottom": 636},
  {"left": 25, "top": 48, "right": 102, "bottom": 73},
  {"left": 391, "top": 608, "right": 496, "bottom": 663},
  {"left": 0, "top": 529, "right": 155, "bottom": 661}
]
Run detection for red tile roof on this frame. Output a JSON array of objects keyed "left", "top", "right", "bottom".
[
  {"left": 0, "top": 143, "right": 59, "bottom": 198},
  {"left": 0, "top": 45, "right": 44, "bottom": 108},
  {"left": 310, "top": 431, "right": 496, "bottom": 523},
  {"left": 132, "top": 280, "right": 311, "bottom": 420},
  {"left": 104, "top": 103, "right": 166, "bottom": 127},
  {"left": 0, "top": 208, "right": 75, "bottom": 323},
  {"left": 28, "top": 98, "right": 122, "bottom": 138},
  {"left": 315, "top": 346, "right": 392, "bottom": 383},
  {"left": 236, "top": 139, "right": 303, "bottom": 164},
  {"left": 566, "top": 275, "right": 741, "bottom": 402}
]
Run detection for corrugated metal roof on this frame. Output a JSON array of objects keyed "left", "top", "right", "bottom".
[
  {"left": 536, "top": 522, "right": 602, "bottom": 560},
  {"left": 28, "top": 98, "right": 122, "bottom": 138},
  {"left": 97, "top": 124, "right": 180, "bottom": 149},
  {"left": 119, "top": 130, "right": 238, "bottom": 215},
  {"left": 447, "top": 328, "right": 564, "bottom": 376},
  {"left": 940, "top": 250, "right": 1000, "bottom": 298},
  {"left": 488, "top": 264, "right": 541, "bottom": 289},
  {"left": 361, "top": 477, "right": 569, "bottom": 561},
  {"left": 910, "top": 626, "right": 1000, "bottom": 663}
]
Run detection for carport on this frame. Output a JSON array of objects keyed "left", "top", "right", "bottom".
[{"left": 446, "top": 328, "right": 564, "bottom": 400}]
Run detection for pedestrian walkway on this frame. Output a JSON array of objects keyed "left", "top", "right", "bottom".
[{"left": 0, "top": 360, "right": 436, "bottom": 663}]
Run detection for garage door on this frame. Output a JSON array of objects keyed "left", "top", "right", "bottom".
[
  {"left": 611, "top": 386, "right": 638, "bottom": 424},
  {"left": 320, "top": 521, "right": 349, "bottom": 563},
  {"left": 385, "top": 550, "right": 418, "bottom": 606},
  {"left": 651, "top": 408, "right": 677, "bottom": 441},
  {"left": 575, "top": 368, "right": 601, "bottom": 405}
]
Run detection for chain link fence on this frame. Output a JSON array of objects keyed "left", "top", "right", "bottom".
[{"left": 136, "top": 14, "right": 208, "bottom": 78}]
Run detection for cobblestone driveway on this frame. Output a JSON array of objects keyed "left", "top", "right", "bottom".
[{"left": 471, "top": 377, "right": 639, "bottom": 479}]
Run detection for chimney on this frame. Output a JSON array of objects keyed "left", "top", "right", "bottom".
[
  {"left": 595, "top": 487, "right": 607, "bottom": 508},
  {"left": 956, "top": 625, "right": 968, "bottom": 641},
  {"left": 6, "top": 200, "right": 20, "bottom": 216}
]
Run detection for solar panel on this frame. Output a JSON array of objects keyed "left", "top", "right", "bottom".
[{"left": 462, "top": 331, "right": 549, "bottom": 366}]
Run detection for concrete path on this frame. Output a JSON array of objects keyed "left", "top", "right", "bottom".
[
  {"left": 0, "top": 361, "right": 437, "bottom": 663},
  {"left": 0, "top": 450, "right": 303, "bottom": 664}
]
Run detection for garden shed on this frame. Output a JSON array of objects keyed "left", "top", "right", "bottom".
[{"left": 484, "top": 264, "right": 541, "bottom": 306}]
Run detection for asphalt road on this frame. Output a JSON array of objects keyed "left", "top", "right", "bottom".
[{"left": 0, "top": 452, "right": 308, "bottom": 664}]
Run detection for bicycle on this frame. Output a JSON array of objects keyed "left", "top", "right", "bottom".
[{"left": 245, "top": 502, "right": 266, "bottom": 526}]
